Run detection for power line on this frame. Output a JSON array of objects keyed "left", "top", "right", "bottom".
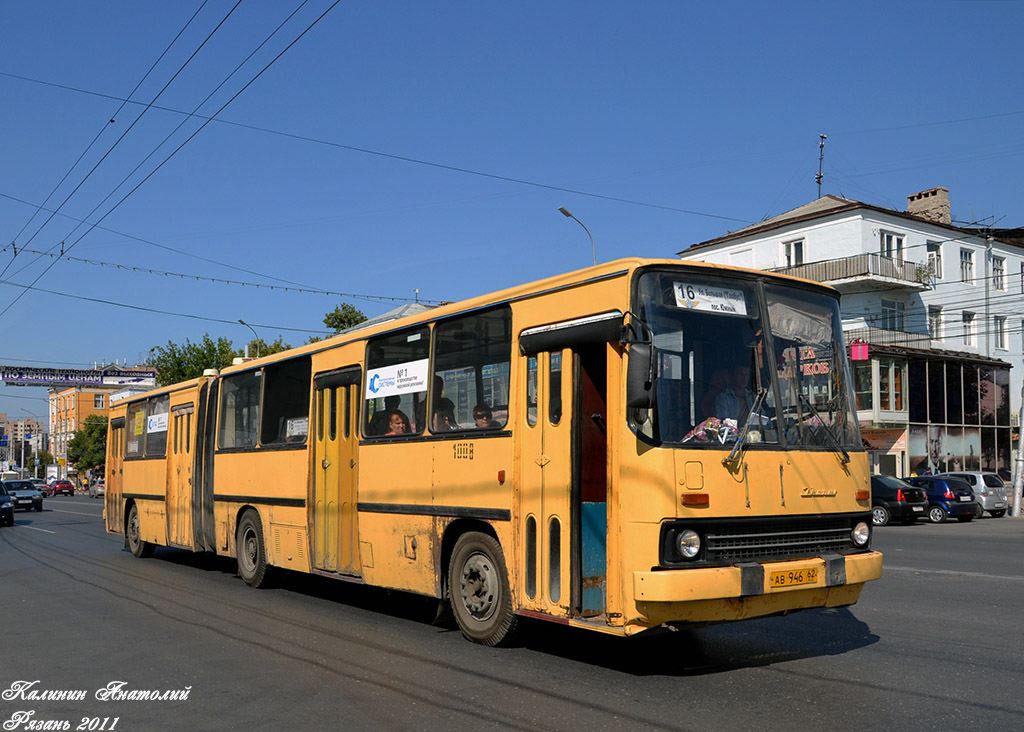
[
  {"left": 0, "top": 70, "right": 752, "bottom": 225},
  {"left": 0, "top": 189, "right": 337, "bottom": 290},
  {"left": 0, "top": 0, "right": 341, "bottom": 321},
  {"left": 3, "top": 244, "right": 443, "bottom": 304},
  {"left": 7, "top": 1, "right": 211, "bottom": 251},
  {"left": 14, "top": 1, "right": 244, "bottom": 256},
  {"left": 0, "top": 277, "right": 330, "bottom": 335}
]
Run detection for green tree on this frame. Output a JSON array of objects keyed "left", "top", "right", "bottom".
[
  {"left": 309, "top": 302, "right": 368, "bottom": 343},
  {"left": 323, "top": 303, "right": 367, "bottom": 333},
  {"left": 239, "top": 336, "right": 292, "bottom": 359},
  {"left": 67, "top": 415, "right": 108, "bottom": 475},
  {"left": 27, "top": 451, "right": 54, "bottom": 472},
  {"left": 149, "top": 334, "right": 237, "bottom": 386}
]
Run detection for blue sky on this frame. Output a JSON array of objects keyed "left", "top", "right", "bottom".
[{"left": 1, "top": 0, "right": 1021, "bottom": 418}]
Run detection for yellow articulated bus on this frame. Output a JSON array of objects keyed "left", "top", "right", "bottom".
[{"left": 105, "top": 258, "right": 881, "bottom": 645}]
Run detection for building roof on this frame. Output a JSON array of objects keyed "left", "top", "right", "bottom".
[{"left": 681, "top": 195, "right": 1022, "bottom": 254}]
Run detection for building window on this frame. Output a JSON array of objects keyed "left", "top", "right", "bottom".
[
  {"left": 1020, "top": 263, "right": 1024, "bottom": 294},
  {"left": 994, "top": 316, "right": 1007, "bottom": 350},
  {"left": 926, "top": 241, "right": 942, "bottom": 278},
  {"left": 960, "top": 248, "right": 974, "bottom": 284},
  {"left": 94, "top": 394, "right": 104, "bottom": 409},
  {"left": 783, "top": 239, "right": 804, "bottom": 267},
  {"left": 878, "top": 358, "right": 906, "bottom": 411},
  {"left": 881, "top": 231, "right": 904, "bottom": 262},
  {"left": 992, "top": 256, "right": 1005, "bottom": 291},
  {"left": 880, "top": 299, "right": 905, "bottom": 331},
  {"left": 928, "top": 305, "right": 943, "bottom": 341},
  {"left": 963, "top": 311, "right": 976, "bottom": 346}
]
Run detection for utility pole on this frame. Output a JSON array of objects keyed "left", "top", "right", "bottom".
[
  {"left": 1012, "top": 371, "right": 1024, "bottom": 518},
  {"left": 815, "top": 134, "right": 827, "bottom": 198}
]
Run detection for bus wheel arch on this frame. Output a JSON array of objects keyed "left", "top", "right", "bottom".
[
  {"left": 236, "top": 508, "right": 271, "bottom": 588},
  {"left": 445, "top": 526, "right": 518, "bottom": 646},
  {"left": 125, "top": 500, "right": 155, "bottom": 558}
]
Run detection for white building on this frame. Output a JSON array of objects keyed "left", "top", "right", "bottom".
[{"left": 679, "top": 187, "right": 1021, "bottom": 477}]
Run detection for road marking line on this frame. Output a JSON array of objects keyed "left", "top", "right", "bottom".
[
  {"left": 21, "top": 525, "right": 56, "bottom": 534},
  {"left": 883, "top": 564, "right": 1024, "bottom": 582},
  {"left": 46, "top": 508, "right": 104, "bottom": 517}
]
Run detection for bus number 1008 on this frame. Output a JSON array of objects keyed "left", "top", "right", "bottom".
[{"left": 453, "top": 442, "right": 474, "bottom": 460}]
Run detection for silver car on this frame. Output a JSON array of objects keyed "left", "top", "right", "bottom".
[{"left": 940, "top": 472, "right": 1008, "bottom": 518}]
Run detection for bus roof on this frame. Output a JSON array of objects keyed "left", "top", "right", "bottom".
[{"left": 126, "top": 256, "right": 838, "bottom": 396}]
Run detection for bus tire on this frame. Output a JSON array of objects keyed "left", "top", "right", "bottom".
[
  {"left": 448, "top": 532, "right": 517, "bottom": 646},
  {"left": 127, "top": 504, "right": 155, "bottom": 558},
  {"left": 237, "top": 511, "right": 270, "bottom": 588}
]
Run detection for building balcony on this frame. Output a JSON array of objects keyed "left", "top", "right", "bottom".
[
  {"left": 771, "top": 253, "right": 932, "bottom": 293},
  {"left": 843, "top": 326, "right": 932, "bottom": 349}
]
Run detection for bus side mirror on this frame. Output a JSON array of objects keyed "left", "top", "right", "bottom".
[{"left": 626, "top": 342, "right": 656, "bottom": 409}]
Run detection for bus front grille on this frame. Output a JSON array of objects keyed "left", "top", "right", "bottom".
[{"left": 704, "top": 517, "right": 852, "bottom": 562}]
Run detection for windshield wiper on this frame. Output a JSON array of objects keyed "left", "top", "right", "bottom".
[
  {"left": 796, "top": 390, "right": 850, "bottom": 464},
  {"left": 722, "top": 387, "right": 768, "bottom": 468}
]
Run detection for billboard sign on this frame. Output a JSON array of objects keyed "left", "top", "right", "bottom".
[{"left": 1, "top": 366, "right": 156, "bottom": 388}]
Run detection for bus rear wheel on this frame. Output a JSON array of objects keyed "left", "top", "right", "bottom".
[
  {"left": 126, "top": 504, "right": 155, "bottom": 558},
  {"left": 237, "top": 511, "right": 270, "bottom": 588},
  {"left": 448, "top": 532, "right": 518, "bottom": 646}
]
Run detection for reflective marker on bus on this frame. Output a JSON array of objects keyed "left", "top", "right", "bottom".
[{"left": 105, "top": 258, "right": 882, "bottom": 645}]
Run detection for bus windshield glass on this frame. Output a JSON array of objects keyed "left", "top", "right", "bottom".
[{"left": 633, "top": 270, "right": 860, "bottom": 451}]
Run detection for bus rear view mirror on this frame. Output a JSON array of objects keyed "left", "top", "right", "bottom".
[{"left": 626, "top": 342, "right": 656, "bottom": 408}]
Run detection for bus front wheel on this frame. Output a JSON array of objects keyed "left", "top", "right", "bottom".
[
  {"left": 126, "top": 504, "right": 155, "bottom": 558},
  {"left": 237, "top": 511, "right": 270, "bottom": 588},
  {"left": 448, "top": 532, "right": 518, "bottom": 646}
]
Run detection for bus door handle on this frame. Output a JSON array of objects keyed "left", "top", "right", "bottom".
[{"left": 322, "top": 458, "right": 331, "bottom": 469}]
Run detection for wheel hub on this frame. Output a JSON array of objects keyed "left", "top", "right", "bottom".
[{"left": 460, "top": 552, "right": 496, "bottom": 620}]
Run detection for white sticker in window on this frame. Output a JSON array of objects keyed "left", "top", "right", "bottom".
[
  {"left": 365, "top": 358, "right": 429, "bottom": 399},
  {"left": 673, "top": 282, "right": 747, "bottom": 315},
  {"left": 286, "top": 417, "right": 309, "bottom": 438},
  {"left": 147, "top": 412, "right": 169, "bottom": 433}
]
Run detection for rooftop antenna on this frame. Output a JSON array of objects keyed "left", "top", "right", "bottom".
[{"left": 816, "top": 134, "right": 827, "bottom": 198}]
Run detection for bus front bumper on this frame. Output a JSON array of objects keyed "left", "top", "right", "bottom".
[{"left": 634, "top": 550, "right": 882, "bottom": 603}]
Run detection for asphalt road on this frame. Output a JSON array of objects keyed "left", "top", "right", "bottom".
[{"left": 2, "top": 496, "right": 1022, "bottom": 732}]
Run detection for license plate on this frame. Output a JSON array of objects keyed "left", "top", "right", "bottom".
[
  {"left": 769, "top": 567, "right": 818, "bottom": 589},
  {"left": 912, "top": 506, "right": 923, "bottom": 511},
  {"left": 958, "top": 496, "right": 971, "bottom": 502}
]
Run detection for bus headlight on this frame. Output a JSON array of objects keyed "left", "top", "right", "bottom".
[
  {"left": 851, "top": 521, "right": 870, "bottom": 547},
  {"left": 676, "top": 529, "right": 701, "bottom": 559}
]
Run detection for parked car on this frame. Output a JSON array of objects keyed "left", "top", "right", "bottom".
[
  {"left": 870, "top": 475, "right": 928, "bottom": 526},
  {"left": 938, "top": 472, "right": 1008, "bottom": 518},
  {"left": 905, "top": 475, "right": 977, "bottom": 523},
  {"left": 49, "top": 479, "right": 75, "bottom": 497},
  {"left": 1, "top": 480, "right": 43, "bottom": 512},
  {"left": 0, "top": 483, "right": 13, "bottom": 526},
  {"left": 88, "top": 480, "right": 105, "bottom": 499}
]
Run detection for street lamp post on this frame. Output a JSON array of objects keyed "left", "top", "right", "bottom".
[
  {"left": 558, "top": 206, "right": 597, "bottom": 266},
  {"left": 238, "top": 319, "right": 260, "bottom": 359}
]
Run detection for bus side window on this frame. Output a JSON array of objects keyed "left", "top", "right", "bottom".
[
  {"left": 364, "top": 326, "right": 430, "bottom": 437},
  {"left": 432, "top": 306, "right": 512, "bottom": 431}
]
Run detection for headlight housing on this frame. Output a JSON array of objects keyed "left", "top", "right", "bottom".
[
  {"left": 676, "top": 529, "right": 701, "bottom": 559},
  {"left": 851, "top": 521, "right": 870, "bottom": 547}
]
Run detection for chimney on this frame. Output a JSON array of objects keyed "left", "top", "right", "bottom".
[{"left": 906, "top": 187, "right": 950, "bottom": 225}]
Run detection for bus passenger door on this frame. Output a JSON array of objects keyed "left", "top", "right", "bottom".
[
  {"left": 520, "top": 345, "right": 608, "bottom": 619},
  {"left": 167, "top": 403, "right": 195, "bottom": 548},
  {"left": 519, "top": 349, "right": 573, "bottom": 616},
  {"left": 106, "top": 418, "right": 125, "bottom": 533},
  {"left": 312, "top": 368, "right": 361, "bottom": 576}
]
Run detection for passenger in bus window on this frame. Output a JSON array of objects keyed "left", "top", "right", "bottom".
[
  {"left": 473, "top": 404, "right": 496, "bottom": 429},
  {"left": 385, "top": 409, "right": 410, "bottom": 435},
  {"left": 713, "top": 364, "right": 754, "bottom": 421},
  {"left": 432, "top": 409, "right": 456, "bottom": 432},
  {"left": 369, "top": 396, "right": 401, "bottom": 435}
]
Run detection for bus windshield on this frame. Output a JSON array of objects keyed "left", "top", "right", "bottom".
[{"left": 633, "top": 269, "right": 860, "bottom": 451}]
